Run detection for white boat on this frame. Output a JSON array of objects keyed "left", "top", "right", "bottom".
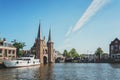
[{"left": 3, "top": 55, "right": 40, "bottom": 68}]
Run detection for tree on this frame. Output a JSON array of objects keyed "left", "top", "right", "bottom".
[
  {"left": 11, "top": 40, "right": 26, "bottom": 57},
  {"left": 63, "top": 48, "right": 79, "bottom": 58},
  {"left": 63, "top": 49, "right": 71, "bottom": 58},
  {"left": 63, "top": 50, "right": 68, "bottom": 57},
  {"left": 80, "top": 54, "right": 86, "bottom": 59},
  {"left": 69, "top": 48, "right": 79, "bottom": 58},
  {"left": 95, "top": 47, "right": 104, "bottom": 61}
]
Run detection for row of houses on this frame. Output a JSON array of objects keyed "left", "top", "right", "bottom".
[
  {"left": 0, "top": 37, "right": 120, "bottom": 63},
  {"left": 65, "top": 38, "right": 120, "bottom": 63},
  {"left": 0, "top": 37, "right": 65, "bottom": 63},
  {"left": 78, "top": 53, "right": 109, "bottom": 63}
]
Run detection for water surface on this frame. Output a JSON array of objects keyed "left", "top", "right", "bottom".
[{"left": 0, "top": 63, "right": 120, "bottom": 80}]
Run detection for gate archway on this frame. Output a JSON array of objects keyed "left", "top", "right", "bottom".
[{"left": 43, "top": 56, "right": 47, "bottom": 64}]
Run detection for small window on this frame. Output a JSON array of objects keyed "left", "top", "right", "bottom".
[
  {"left": 112, "top": 55, "right": 114, "bottom": 58},
  {"left": 9, "top": 50, "right": 11, "bottom": 54},
  {"left": 111, "top": 45, "right": 114, "bottom": 50},
  {"left": 0, "top": 49, "right": 2, "bottom": 53},
  {"left": 4, "top": 49, "right": 7, "bottom": 57},
  {"left": 5, "top": 49, "right": 7, "bottom": 54},
  {"left": 13, "top": 50, "right": 15, "bottom": 54}
]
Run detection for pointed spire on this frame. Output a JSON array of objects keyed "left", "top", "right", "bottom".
[
  {"left": 37, "top": 21, "right": 42, "bottom": 39},
  {"left": 48, "top": 28, "right": 52, "bottom": 42}
]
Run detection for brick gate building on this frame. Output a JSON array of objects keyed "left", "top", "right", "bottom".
[{"left": 31, "top": 23, "right": 54, "bottom": 64}]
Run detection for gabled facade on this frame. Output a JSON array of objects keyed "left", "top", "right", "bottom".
[
  {"left": 31, "top": 23, "right": 54, "bottom": 63},
  {"left": 109, "top": 38, "right": 120, "bottom": 61}
]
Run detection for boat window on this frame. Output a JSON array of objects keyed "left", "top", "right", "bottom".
[
  {"left": 33, "top": 61, "right": 35, "bottom": 64},
  {"left": 17, "top": 59, "right": 22, "bottom": 60},
  {"left": 24, "top": 59, "right": 30, "bottom": 60},
  {"left": 16, "top": 61, "right": 19, "bottom": 64}
]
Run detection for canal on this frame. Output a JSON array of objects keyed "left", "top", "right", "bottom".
[{"left": 0, "top": 63, "right": 120, "bottom": 80}]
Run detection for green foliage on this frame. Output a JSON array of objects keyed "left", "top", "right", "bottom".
[
  {"left": 63, "top": 49, "right": 70, "bottom": 58},
  {"left": 95, "top": 47, "right": 104, "bottom": 60},
  {"left": 63, "top": 49, "right": 68, "bottom": 56},
  {"left": 63, "top": 48, "right": 79, "bottom": 58},
  {"left": 79, "top": 54, "right": 86, "bottom": 58},
  {"left": 95, "top": 47, "right": 103, "bottom": 56},
  {"left": 11, "top": 40, "right": 26, "bottom": 57},
  {"left": 69, "top": 48, "right": 79, "bottom": 58},
  {"left": 19, "top": 50, "right": 24, "bottom": 56}
]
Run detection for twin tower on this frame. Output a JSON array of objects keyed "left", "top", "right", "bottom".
[{"left": 31, "top": 23, "right": 54, "bottom": 64}]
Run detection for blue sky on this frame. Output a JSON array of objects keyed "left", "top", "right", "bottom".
[{"left": 0, "top": 0, "right": 120, "bottom": 54}]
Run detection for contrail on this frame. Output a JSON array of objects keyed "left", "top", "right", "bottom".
[
  {"left": 66, "top": 0, "right": 110, "bottom": 36},
  {"left": 65, "top": 26, "right": 73, "bottom": 37}
]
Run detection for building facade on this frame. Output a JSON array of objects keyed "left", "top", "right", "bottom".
[
  {"left": 0, "top": 39, "right": 16, "bottom": 63},
  {"left": 31, "top": 23, "right": 54, "bottom": 64},
  {"left": 109, "top": 38, "right": 120, "bottom": 61},
  {"left": 54, "top": 50, "right": 65, "bottom": 63}
]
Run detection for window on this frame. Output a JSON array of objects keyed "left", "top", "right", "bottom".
[
  {"left": 13, "top": 50, "right": 15, "bottom": 54},
  {"left": 111, "top": 45, "right": 114, "bottom": 50},
  {"left": 115, "top": 45, "right": 118, "bottom": 51},
  {"left": 9, "top": 50, "right": 11, "bottom": 54},
  {"left": 112, "top": 55, "right": 114, "bottom": 58},
  {"left": 0, "top": 49, "right": 2, "bottom": 53},
  {"left": 4, "top": 49, "right": 7, "bottom": 57}
]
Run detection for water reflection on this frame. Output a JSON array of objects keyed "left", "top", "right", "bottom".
[
  {"left": 109, "top": 63, "right": 120, "bottom": 68},
  {"left": 0, "top": 66, "right": 40, "bottom": 80},
  {"left": 0, "top": 63, "right": 120, "bottom": 80},
  {"left": 40, "top": 64, "right": 54, "bottom": 80}
]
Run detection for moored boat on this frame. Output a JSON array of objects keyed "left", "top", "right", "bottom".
[{"left": 3, "top": 55, "right": 40, "bottom": 68}]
